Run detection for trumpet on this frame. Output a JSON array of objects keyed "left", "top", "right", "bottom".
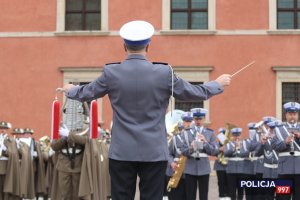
[
  {"left": 193, "top": 128, "right": 204, "bottom": 158},
  {"left": 235, "top": 138, "right": 241, "bottom": 154},
  {"left": 255, "top": 121, "right": 270, "bottom": 141},
  {"left": 287, "top": 127, "right": 297, "bottom": 155},
  {"left": 290, "top": 134, "right": 295, "bottom": 156}
]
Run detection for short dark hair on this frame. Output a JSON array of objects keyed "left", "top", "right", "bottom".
[{"left": 125, "top": 44, "right": 147, "bottom": 52}]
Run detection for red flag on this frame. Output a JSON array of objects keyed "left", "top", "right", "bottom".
[
  {"left": 90, "top": 100, "right": 98, "bottom": 139},
  {"left": 51, "top": 97, "right": 60, "bottom": 140}
]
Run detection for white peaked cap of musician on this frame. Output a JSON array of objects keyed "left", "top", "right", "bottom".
[{"left": 119, "top": 20, "right": 154, "bottom": 45}]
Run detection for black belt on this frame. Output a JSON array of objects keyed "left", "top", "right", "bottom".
[{"left": 60, "top": 146, "right": 84, "bottom": 169}]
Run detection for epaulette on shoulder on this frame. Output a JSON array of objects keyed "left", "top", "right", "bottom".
[
  {"left": 205, "top": 128, "right": 214, "bottom": 132},
  {"left": 105, "top": 62, "right": 121, "bottom": 66},
  {"left": 152, "top": 62, "right": 169, "bottom": 65}
]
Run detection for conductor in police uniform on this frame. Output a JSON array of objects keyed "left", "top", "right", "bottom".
[{"left": 59, "top": 20, "right": 231, "bottom": 200}]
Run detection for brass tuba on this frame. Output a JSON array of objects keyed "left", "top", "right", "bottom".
[
  {"left": 39, "top": 136, "right": 51, "bottom": 152},
  {"left": 217, "top": 123, "right": 236, "bottom": 165}
]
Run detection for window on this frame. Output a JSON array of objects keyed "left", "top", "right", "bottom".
[
  {"left": 175, "top": 82, "right": 204, "bottom": 111},
  {"left": 162, "top": 0, "right": 215, "bottom": 32},
  {"left": 56, "top": 0, "right": 108, "bottom": 33},
  {"left": 272, "top": 67, "right": 300, "bottom": 120},
  {"left": 65, "top": 0, "right": 101, "bottom": 31},
  {"left": 277, "top": 0, "right": 300, "bottom": 29},
  {"left": 171, "top": 0, "right": 208, "bottom": 29},
  {"left": 60, "top": 67, "right": 104, "bottom": 124},
  {"left": 282, "top": 82, "right": 300, "bottom": 119},
  {"left": 169, "top": 67, "right": 212, "bottom": 122}
]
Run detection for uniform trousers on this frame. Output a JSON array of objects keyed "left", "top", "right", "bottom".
[
  {"left": 109, "top": 159, "right": 167, "bottom": 200},
  {"left": 227, "top": 173, "right": 244, "bottom": 200},
  {"left": 185, "top": 174, "right": 209, "bottom": 200},
  {"left": 244, "top": 174, "right": 256, "bottom": 200},
  {"left": 167, "top": 178, "right": 186, "bottom": 200},
  {"left": 253, "top": 173, "right": 265, "bottom": 200},
  {"left": 216, "top": 170, "right": 228, "bottom": 197},
  {"left": 277, "top": 174, "right": 300, "bottom": 200},
  {"left": 58, "top": 171, "right": 81, "bottom": 200},
  {"left": 0, "top": 175, "right": 5, "bottom": 200}
]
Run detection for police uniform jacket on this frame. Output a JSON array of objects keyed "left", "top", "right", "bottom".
[
  {"left": 224, "top": 141, "right": 245, "bottom": 174},
  {"left": 67, "top": 54, "right": 224, "bottom": 162},
  {"left": 239, "top": 139, "right": 256, "bottom": 175},
  {"left": 213, "top": 142, "right": 227, "bottom": 171},
  {"left": 180, "top": 127, "right": 218, "bottom": 176},
  {"left": 256, "top": 138, "right": 279, "bottom": 179},
  {"left": 166, "top": 133, "right": 185, "bottom": 177},
  {"left": 272, "top": 123, "right": 300, "bottom": 175}
]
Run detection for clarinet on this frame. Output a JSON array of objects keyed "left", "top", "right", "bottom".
[{"left": 290, "top": 131, "right": 295, "bottom": 156}]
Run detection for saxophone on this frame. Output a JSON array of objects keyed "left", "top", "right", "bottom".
[{"left": 166, "top": 155, "right": 187, "bottom": 192}]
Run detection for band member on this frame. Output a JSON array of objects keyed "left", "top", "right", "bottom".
[
  {"left": 59, "top": 20, "right": 231, "bottom": 200},
  {"left": 272, "top": 102, "right": 300, "bottom": 200},
  {"left": 224, "top": 127, "right": 245, "bottom": 200},
  {"left": 213, "top": 128, "right": 229, "bottom": 200},
  {"left": 236, "top": 125, "right": 261, "bottom": 200},
  {"left": 256, "top": 120, "right": 279, "bottom": 200},
  {"left": 180, "top": 108, "right": 218, "bottom": 200},
  {"left": 166, "top": 116, "right": 188, "bottom": 200}
]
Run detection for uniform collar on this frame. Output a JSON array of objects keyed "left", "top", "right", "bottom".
[
  {"left": 287, "top": 122, "right": 297, "bottom": 128},
  {"left": 126, "top": 54, "right": 147, "bottom": 60}
]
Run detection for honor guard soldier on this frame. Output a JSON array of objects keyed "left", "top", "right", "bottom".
[
  {"left": 17, "top": 128, "right": 36, "bottom": 199},
  {"left": 213, "top": 128, "right": 230, "bottom": 200},
  {"left": 180, "top": 108, "right": 218, "bottom": 200},
  {"left": 5, "top": 128, "right": 23, "bottom": 199},
  {"left": 0, "top": 121, "right": 10, "bottom": 200},
  {"left": 256, "top": 120, "right": 280, "bottom": 200},
  {"left": 20, "top": 128, "right": 37, "bottom": 158},
  {"left": 51, "top": 124, "right": 86, "bottom": 200},
  {"left": 224, "top": 127, "right": 245, "bottom": 200},
  {"left": 11, "top": 127, "right": 23, "bottom": 138},
  {"left": 166, "top": 115, "right": 189, "bottom": 200},
  {"left": 272, "top": 102, "right": 300, "bottom": 200},
  {"left": 60, "top": 20, "right": 231, "bottom": 200}
]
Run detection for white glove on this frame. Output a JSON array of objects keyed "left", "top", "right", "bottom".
[
  {"left": 59, "top": 124, "right": 70, "bottom": 137},
  {"left": 217, "top": 133, "right": 226, "bottom": 145},
  {"left": 49, "top": 148, "right": 55, "bottom": 157},
  {"left": 1, "top": 144, "right": 7, "bottom": 152}
]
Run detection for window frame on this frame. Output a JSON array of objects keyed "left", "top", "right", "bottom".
[
  {"left": 170, "top": 0, "right": 208, "bottom": 30},
  {"left": 162, "top": 0, "right": 216, "bottom": 35},
  {"left": 59, "top": 67, "right": 104, "bottom": 124},
  {"left": 272, "top": 66, "right": 300, "bottom": 120},
  {"left": 169, "top": 66, "right": 213, "bottom": 123},
  {"left": 281, "top": 82, "right": 300, "bottom": 120},
  {"left": 269, "top": 0, "right": 300, "bottom": 33},
  {"left": 65, "top": 0, "right": 101, "bottom": 31}
]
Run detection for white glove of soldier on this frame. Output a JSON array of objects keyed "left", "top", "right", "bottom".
[{"left": 59, "top": 124, "right": 70, "bottom": 137}]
